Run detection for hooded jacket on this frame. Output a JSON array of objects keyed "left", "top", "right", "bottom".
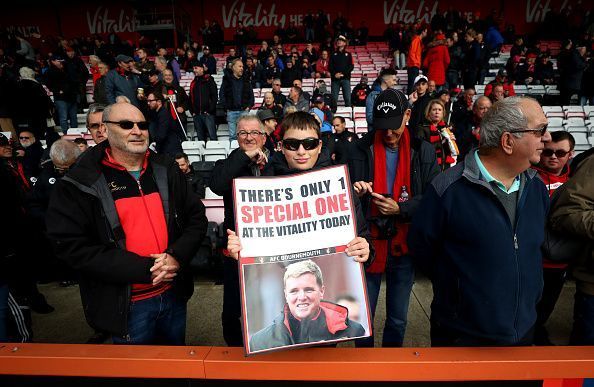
[
  {"left": 249, "top": 301, "right": 365, "bottom": 352},
  {"left": 408, "top": 151, "right": 549, "bottom": 344},
  {"left": 46, "top": 140, "right": 207, "bottom": 335},
  {"left": 189, "top": 73, "right": 218, "bottom": 115}
]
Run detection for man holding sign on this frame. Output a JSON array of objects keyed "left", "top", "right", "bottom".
[
  {"left": 249, "top": 259, "right": 365, "bottom": 352},
  {"left": 210, "top": 114, "right": 269, "bottom": 346}
]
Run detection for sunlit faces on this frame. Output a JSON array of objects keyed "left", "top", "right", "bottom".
[
  {"left": 104, "top": 104, "right": 149, "bottom": 155},
  {"left": 281, "top": 127, "right": 321, "bottom": 171},
  {"left": 284, "top": 273, "right": 324, "bottom": 320},
  {"left": 162, "top": 69, "right": 175, "bottom": 84},
  {"left": 428, "top": 102, "right": 445, "bottom": 123}
]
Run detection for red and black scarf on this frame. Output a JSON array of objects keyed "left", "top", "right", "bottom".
[
  {"left": 429, "top": 120, "right": 456, "bottom": 167},
  {"left": 367, "top": 127, "right": 412, "bottom": 274}
]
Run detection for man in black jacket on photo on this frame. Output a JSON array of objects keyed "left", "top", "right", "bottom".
[
  {"left": 190, "top": 63, "right": 218, "bottom": 141},
  {"left": 46, "top": 102, "right": 207, "bottom": 345}
]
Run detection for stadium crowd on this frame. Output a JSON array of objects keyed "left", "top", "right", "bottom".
[{"left": 1, "top": 7, "right": 594, "bottom": 349}]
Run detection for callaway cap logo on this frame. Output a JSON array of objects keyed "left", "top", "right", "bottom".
[{"left": 377, "top": 101, "right": 397, "bottom": 114}]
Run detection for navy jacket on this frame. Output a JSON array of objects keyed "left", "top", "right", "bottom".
[{"left": 408, "top": 151, "right": 549, "bottom": 344}]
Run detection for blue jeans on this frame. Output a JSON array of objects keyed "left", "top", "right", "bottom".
[
  {"left": 226, "top": 110, "right": 244, "bottom": 141},
  {"left": 331, "top": 79, "right": 352, "bottom": 107},
  {"left": 112, "top": 290, "right": 187, "bottom": 345},
  {"left": 193, "top": 114, "right": 217, "bottom": 141},
  {"left": 570, "top": 289, "right": 594, "bottom": 345},
  {"left": 0, "top": 283, "right": 8, "bottom": 341},
  {"left": 356, "top": 254, "right": 414, "bottom": 347},
  {"left": 54, "top": 100, "right": 78, "bottom": 133},
  {"left": 407, "top": 66, "right": 419, "bottom": 94}
]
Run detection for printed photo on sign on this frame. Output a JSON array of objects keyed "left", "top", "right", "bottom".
[{"left": 243, "top": 253, "right": 370, "bottom": 354}]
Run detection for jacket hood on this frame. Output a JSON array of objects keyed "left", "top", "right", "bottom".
[{"left": 281, "top": 301, "right": 349, "bottom": 335}]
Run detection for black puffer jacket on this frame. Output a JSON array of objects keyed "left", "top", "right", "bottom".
[{"left": 46, "top": 140, "right": 207, "bottom": 335}]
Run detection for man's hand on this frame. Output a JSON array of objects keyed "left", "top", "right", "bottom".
[
  {"left": 353, "top": 181, "right": 373, "bottom": 197},
  {"left": 370, "top": 192, "right": 400, "bottom": 215},
  {"left": 244, "top": 148, "right": 268, "bottom": 167},
  {"left": 408, "top": 91, "right": 418, "bottom": 104},
  {"left": 149, "top": 253, "right": 180, "bottom": 285},
  {"left": 226, "top": 229, "right": 242, "bottom": 260},
  {"left": 346, "top": 236, "right": 370, "bottom": 262}
]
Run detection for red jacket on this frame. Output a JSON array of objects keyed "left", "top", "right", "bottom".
[{"left": 422, "top": 44, "right": 450, "bottom": 86}]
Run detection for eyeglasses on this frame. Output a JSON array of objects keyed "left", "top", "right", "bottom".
[
  {"left": 103, "top": 120, "right": 149, "bottom": 130},
  {"left": 509, "top": 125, "right": 548, "bottom": 137},
  {"left": 87, "top": 123, "right": 101, "bottom": 130},
  {"left": 238, "top": 130, "right": 264, "bottom": 138},
  {"left": 282, "top": 138, "right": 320, "bottom": 151},
  {"left": 19, "top": 136, "right": 31, "bottom": 140},
  {"left": 542, "top": 148, "right": 570, "bottom": 158}
]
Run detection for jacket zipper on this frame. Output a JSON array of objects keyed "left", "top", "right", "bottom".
[{"left": 136, "top": 178, "right": 163, "bottom": 252}]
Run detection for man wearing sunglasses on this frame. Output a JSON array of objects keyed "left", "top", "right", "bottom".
[
  {"left": 47, "top": 102, "right": 207, "bottom": 345},
  {"left": 210, "top": 114, "right": 269, "bottom": 346},
  {"left": 409, "top": 96, "right": 552, "bottom": 347},
  {"left": 532, "top": 130, "right": 574, "bottom": 345}
]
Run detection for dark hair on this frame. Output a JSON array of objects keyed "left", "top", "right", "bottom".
[
  {"left": 333, "top": 115, "right": 346, "bottom": 124},
  {"left": 73, "top": 138, "right": 88, "bottom": 145},
  {"left": 280, "top": 111, "right": 320, "bottom": 139},
  {"left": 550, "top": 131, "right": 575, "bottom": 150},
  {"left": 291, "top": 85, "right": 303, "bottom": 97},
  {"left": 174, "top": 152, "right": 189, "bottom": 161},
  {"left": 148, "top": 91, "right": 165, "bottom": 103}
]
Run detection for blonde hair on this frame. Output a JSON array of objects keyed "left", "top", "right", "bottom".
[
  {"left": 284, "top": 260, "right": 323, "bottom": 288},
  {"left": 424, "top": 99, "right": 446, "bottom": 122}
]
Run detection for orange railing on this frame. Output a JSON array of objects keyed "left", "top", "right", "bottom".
[{"left": 1, "top": 344, "right": 594, "bottom": 385}]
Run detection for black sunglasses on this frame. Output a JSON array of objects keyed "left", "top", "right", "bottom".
[
  {"left": 104, "top": 120, "right": 149, "bottom": 130},
  {"left": 542, "top": 148, "right": 570, "bottom": 158},
  {"left": 282, "top": 138, "right": 320, "bottom": 151},
  {"left": 509, "top": 125, "right": 548, "bottom": 137}
]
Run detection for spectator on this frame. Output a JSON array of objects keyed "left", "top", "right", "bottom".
[
  {"left": 161, "top": 69, "right": 190, "bottom": 132},
  {"left": 302, "top": 43, "right": 318, "bottom": 63},
  {"left": 47, "top": 102, "right": 207, "bottom": 345},
  {"left": 280, "top": 60, "right": 301, "bottom": 88},
  {"left": 353, "top": 89, "right": 439, "bottom": 347},
  {"left": 283, "top": 86, "right": 309, "bottom": 115},
  {"left": 146, "top": 91, "right": 184, "bottom": 157},
  {"left": 270, "top": 78, "right": 287, "bottom": 109},
  {"left": 189, "top": 63, "right": 218, "bottom": 141},
  {"left": 73, "top": 137, "right": 88, "bottom": 153},
  {"left": 226, "top": 48, "right": 240, "bottom": 69},
  {"left": 446, "top": 34, "right": 463, "bottom": 89},
  {"left": 175, "top": 152, "right": 205, "bottom": 198},
  {"left": 64, "top": 48, "right": 90, "bottom": 112},
  {"left": 406, "top": 26, "right": 428, "bottom": 94},
  {"left": 198, "top": 46, "right": 217, "bottom": 75},
  {"left": 510, "top": 36, "right": 527, "bottom": 58},
  {"left": 517, "top": 52, "right": 539, "bottom": 85},
  {"left": 157, "top": 48, "right": 181, "bottom": 84},
  {"left": 292, "top": 79, "right": 311, "bottom": 102},
  {"left": 329, "top": 35, "right": 354, "bottom": 107},
  {"left": 86, "top": 103, "right": 107, "bottom": 144},
  {"left": 93, "top": 62, "right": 110, "bottom": 105},
  {"left": 304, "top": 12, "right": 315, "bottom": 42},
  {"left": 104, "top": 54, "right": 144, "bottom": 108},
  {"left": 532, "top": 131, "right": 575, "bottom": 345},
  {"left": 259, "top": 91, "right": 283, "bottom": 120},
  {"left": 409, "top": 96, "right": 551, "bottom": 347},
  {"left": 366, "top": 68, "right": 398, "bottom": 128},
  {"left": 313, "top": 79, "right": 337, "bottom": 112},
  {"left": 423, "top": 34, "right": 450, "bottom": 91},
  {"left": 315, "top": 49, "right": 331, "bottom": 78},
  {"left": 535, "top": 53, "right": 556, "bottom": 86},
  {"left": 408, "top": 75, "right": 432, "bottom": 137},
  {"left": 14, "top": 66, "right": 53, "bottom": 140},
  {"left": 456, "top": 95, "right": 492, "bottom": 158},
  {"left": 244, "top": 57, "right": 264, "bottom": 89},
  {"left": 257, "top": 109, "right": 279, "bottom": 153},
  {"left": 135, "top": 48, "right": 155, "bottom": 75},
  {"left": 462, "top": 29, "right": 481, "bottom": 89},
  {"left": 264, "top": 57, "right": 282, "bottom": 87},
  {"left": 15, "top": 32, "right": 35, "bottom": 64},
  {"left": 17, "top": 129, "right": 43, "bottom": 180},
  {"left": 220, "top": 58, "right": 254, "bottom": 141},
  {"left": 549, "top": 147, "right": 594, "bottom": 345},
  {"left": 331, "top": 115, "right": 357, "bottom": 164},
  {"left": 484, "top": 24, "right": 504, "bottom": 56},
  {"left": 484, "top": 69, "right": 516, "bottom": 98},
  {"left": 210, "top": 115, "right": 269, "bottom": 346},
  {"left": 419, "top": 99, "right": 458, "bottom": 170},
  {"left": 488, "top": 84, "right": 506, "bottom": 104},
  {"left": 311, "top": 94, "right": 333, "bottom": 122},
  {"left": 351, "top": 75, "right": 371, "bottom": 108},
  {"left": 560, "top": 42, "right": 588, "bottom": 105},
  {"left": 257, "top": 41, "right": 271, "bottom": 64},
  {"left": 44, "top": 54, "right": 78, "bottom": 133}
]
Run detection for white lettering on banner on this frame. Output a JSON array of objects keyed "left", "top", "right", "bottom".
[
  {"left": 87, "top": 6, "right": 136, "bottom": 34},
  {"left": 525, "top": 0, "right": 575, "bottom": 23},
  {"left": 383, "top": 0, "right": 439, "bottom": 25},
  {"left": 222, "top": 1, "right": 288, "bottom": 29}
]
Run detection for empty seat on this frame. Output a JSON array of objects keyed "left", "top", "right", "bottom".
[
  {"left": 565, "top": 117, "right": 586, "bottom": 128},
  {"left": 547, "top": 117, "right": 564, "bottom": 127}
]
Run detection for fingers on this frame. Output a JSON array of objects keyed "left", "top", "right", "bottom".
[
  {"left": 346, "top": 237, "right": 370, "bottom": 262},
  {"left": 227, "top": 229, "right": 237, "bottom": 237},
  {"left": 353, "top": 181, "right": 373, "bottom": 197}
]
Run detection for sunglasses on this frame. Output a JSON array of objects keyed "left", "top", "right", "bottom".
[
  {"left": 542, "top": 148, "right": 570, "bottom": 158},
  {"left": 282, "top": 138, "right": 320, "bottom": 151},
  {"left": 19, "top": 136, "right": 31, "bottom": 140},
  {"left": 509, "top": 125, "right": 548, "bottom": 137},
  {"left": 104, "top": 120, "right": 149, "bottom": 130}
]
